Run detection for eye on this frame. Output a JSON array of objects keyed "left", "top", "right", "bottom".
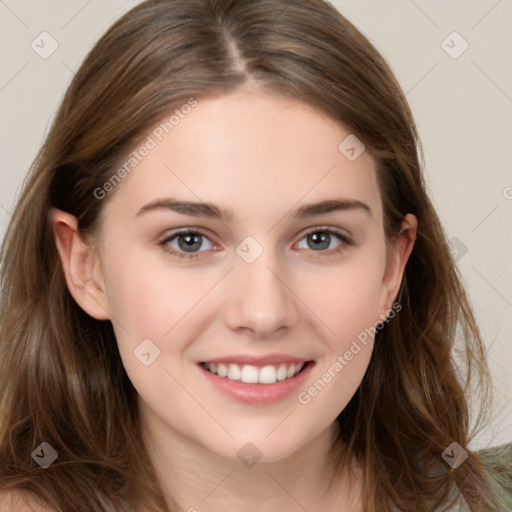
[
  {"left": 295, "top": 228, "right": 351, "bottom": 253},
  {"left": 158, "top": 227, "right": 352, "bottom": 261},
  {"left": 159, "top": 229, "right": 216, "bottom": 260}
]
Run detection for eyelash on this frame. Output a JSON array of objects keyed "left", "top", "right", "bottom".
[{"left": 157, "top": 227, "right": 352, "bottom": 261}]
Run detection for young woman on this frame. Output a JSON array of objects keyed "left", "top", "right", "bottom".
[{"left": 0, "top": 0, "right": 510, "bottom": 511}]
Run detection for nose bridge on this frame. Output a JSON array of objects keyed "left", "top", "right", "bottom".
[{"left": 224, "top": 235, "right": 299, "bottom": 336}]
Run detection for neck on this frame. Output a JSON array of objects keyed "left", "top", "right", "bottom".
[{"left": 139, "top": 404, "right": 361, "bottom": 511}]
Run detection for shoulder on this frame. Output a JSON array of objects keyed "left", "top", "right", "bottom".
[
  {"left": 478, "top": 440, "right": 512, "bottom": 466},
  {"left": 428, "top": 443, "right": 512, "bottom": 512},
  {"left": 0, "top": 491, "right": 55, "bottom": 512},
  {"left": 477, "top": 442, "right": 512, "bottom": 509},
  {"left": 478, "top": 441, "right": 512, "bottom": 482}
]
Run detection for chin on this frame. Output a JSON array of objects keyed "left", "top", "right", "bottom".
[{"left": 220, "top": 430, "right": 310, "bottom": 466}]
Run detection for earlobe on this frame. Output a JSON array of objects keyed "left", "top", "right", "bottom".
[
  {"left": 50, "top": 208, "right": 111, "bottom": 321},
  {"left": 379, "top": 213, "right": 417, "bottom": 317}
]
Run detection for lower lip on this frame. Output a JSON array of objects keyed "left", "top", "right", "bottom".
[{"left": 198, "top": 362, "right": 314, "bottom": 405}]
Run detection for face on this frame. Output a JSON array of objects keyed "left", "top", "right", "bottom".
[{"left": 60, "top": 88, "right": 414, "bottom": 463}]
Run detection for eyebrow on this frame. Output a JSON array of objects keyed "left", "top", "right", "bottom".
[{"left": 135, "top": 197, "right": 372, "bottom": 220}]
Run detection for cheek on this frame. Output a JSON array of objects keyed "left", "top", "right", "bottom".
[
  {"left": 102, "top": 249, "right": 205, "bottom": 333},
  {"left": 101, "top": 256, "right": 210, "bottom": 400},
  {"left": 299, "top": 252, "right": 386, "bottom": 343},
  {"left": 100, "top": 251, "right": 212, "bottom": 376},
  {"left": 295, "top": 252, "right": 385, "bottom": 411}
]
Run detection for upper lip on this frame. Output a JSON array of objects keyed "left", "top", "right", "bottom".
[{"left": 200, "top": 354, "right": 312, "bottom": 366}]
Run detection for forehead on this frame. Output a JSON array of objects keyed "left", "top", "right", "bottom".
[{"left": 101, "top": 89, "right": 382, "bottom": 225}]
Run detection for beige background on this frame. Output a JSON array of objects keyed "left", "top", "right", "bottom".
[{"left": 1, "top": 0, "right": 511, "bottom": 449}]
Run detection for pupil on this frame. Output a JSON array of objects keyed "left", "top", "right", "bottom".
[
  {"left": 179, "top": 234, "right": 201, "bottom": 252},
  {"left": 176, "top": 233, "right": 330, "bottom": 253},
  {"left": 309, "top": 232, "right": 329, "bottom": 250}
]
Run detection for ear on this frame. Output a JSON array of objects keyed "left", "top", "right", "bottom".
[
  {"left": 50, "top": 208, "right": 111, "bottom": 320},
  {"left": 377, "top": 213, "right": 417, "bottom": 319}
]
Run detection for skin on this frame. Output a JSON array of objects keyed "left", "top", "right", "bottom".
[{"left": 51, "top": 87, "right": 417, "bottom": 511}]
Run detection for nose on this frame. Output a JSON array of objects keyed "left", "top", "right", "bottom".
[{"left": 223, "top": 248, "right": 300, "bottom": 339}]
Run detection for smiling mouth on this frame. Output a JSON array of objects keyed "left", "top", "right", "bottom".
[{"left": 200, "top": 361, "right": 311, "bottom": 385}]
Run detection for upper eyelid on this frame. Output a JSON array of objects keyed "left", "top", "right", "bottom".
[
  {"left": 159, "top": 226, "right": 351, "bottom": 248},
  {"left": 159, "top": 227, "right": 215, "bottom": 244}
]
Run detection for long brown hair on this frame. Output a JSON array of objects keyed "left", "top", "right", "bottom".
[{"left": 0, "top": 0, "right": 499, "bottom": 510}]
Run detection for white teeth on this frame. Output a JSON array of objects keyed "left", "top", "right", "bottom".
[
  {"left": 240, "top": 365, "right": 259, "bottom": 384},
  {"left": 259, "top": 365, "right": 277, "bottom": 384},
  {"left": 203, "top": 361, "right": 306, "bottom": 384},
  {"left": 227, "top": 363, "right": 241, "bottom": 380},
  {"left": 217, "top": 363, "right": 228, "bottom": 377},
  {"left": 276, "top": 364, "right": 288, "bottom": 381}
]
